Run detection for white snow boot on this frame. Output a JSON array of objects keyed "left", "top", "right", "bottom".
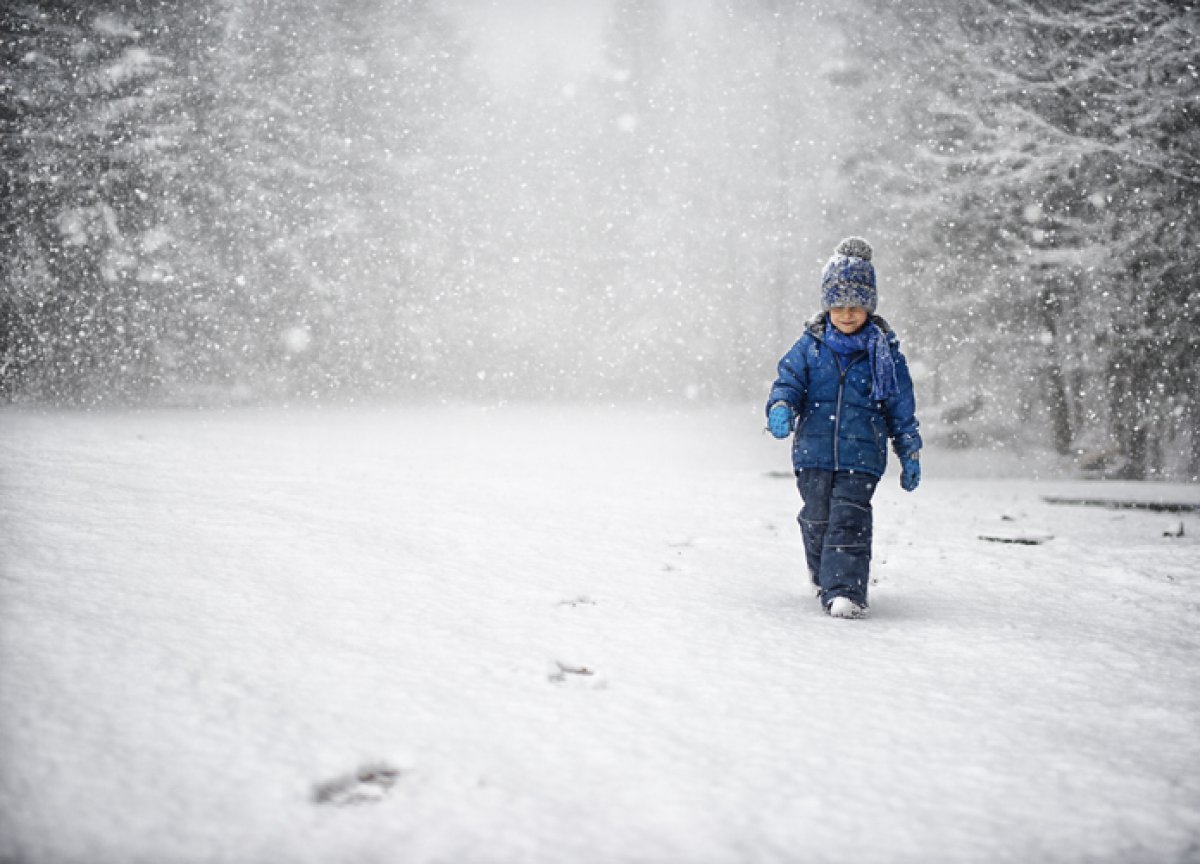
[{"left": 828, "top": 597, "right": 868, "bottom": 619}]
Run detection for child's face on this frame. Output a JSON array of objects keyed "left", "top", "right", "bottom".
[{"left": 830, "top": 306, "right": 869, "bottom": 335}]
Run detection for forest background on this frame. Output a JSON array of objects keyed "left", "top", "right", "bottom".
[{"left": 2, "top": 0, "right": 1197, "bottom": 479}]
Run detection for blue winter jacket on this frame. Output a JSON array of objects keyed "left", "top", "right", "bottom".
[{"left": 766, "top": 314, "right": 921, "bottom": 477}]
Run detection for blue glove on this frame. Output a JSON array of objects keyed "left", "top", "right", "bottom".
[
  {"left": 900, "top": 453, "right": 921, "bottom": 491},
  {"left": 767, "top": 403, "right": 794, "bottom": 439}
]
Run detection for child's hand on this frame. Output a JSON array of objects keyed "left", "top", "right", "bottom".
[
  {"left": 900, "top": 454, "right": 921, "bottom": 491},
  {"left": 767, "top": 404, "right": 794, "bottom": 439}
]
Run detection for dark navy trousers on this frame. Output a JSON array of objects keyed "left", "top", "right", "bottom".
[{"left": 796, "top": 468, "right": 877, "bottom": 607}]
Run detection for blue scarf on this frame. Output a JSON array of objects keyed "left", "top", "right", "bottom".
[{"left": 823, "top": 319, "right": 899, "bottom": 402}]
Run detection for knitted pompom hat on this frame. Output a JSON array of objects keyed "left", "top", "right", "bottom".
[{"left": 820, "top": 236, "right": 877, "bottom": 313}]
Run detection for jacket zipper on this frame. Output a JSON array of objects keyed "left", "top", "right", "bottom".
[
  {"left": 830, "top": 346, "right": 867, "bottom": 472},
  {"left": 834, "top": 356, "right": 847, "bottom": 470}
]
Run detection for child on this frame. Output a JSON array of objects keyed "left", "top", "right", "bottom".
[{"left": 766, "top": 237, "right": 921, "bottom": 619}]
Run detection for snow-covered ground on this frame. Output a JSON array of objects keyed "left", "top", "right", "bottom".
[{"left": 1, "top": 404, "right": 1197, "bottom": 864}]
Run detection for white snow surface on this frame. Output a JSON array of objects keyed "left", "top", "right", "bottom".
[{"left": 1, "top": 404, "right": 1198, "bottom": 864}]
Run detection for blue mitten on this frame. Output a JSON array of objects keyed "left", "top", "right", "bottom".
[
  {"left": 767, "top": 403, "right": 794, "bottom": 439},
  {"left": 900, "top": 453, "right": 921, "bottom": 491}
]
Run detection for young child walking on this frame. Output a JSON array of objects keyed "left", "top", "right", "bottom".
[{"left": 766, "top": 237, "right": 921, "bottom": 619}]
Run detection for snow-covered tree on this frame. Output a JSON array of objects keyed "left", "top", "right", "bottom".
[
  {"left": 1, "top": 1, "right": 204, "bottom": 402},
  {"left": 2, "top": 0, "right": 477, "bottom": 403},
  {"left": 830, "top": 0, "right": 1199, "bottom": 477}
]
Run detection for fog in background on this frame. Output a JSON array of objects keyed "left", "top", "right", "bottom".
[{"left": 2, "top": 0, "right": 1197, "bottom": 478}]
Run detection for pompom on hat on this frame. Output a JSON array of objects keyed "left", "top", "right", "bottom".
[{"left": 821, "top": 236, "right": 877, "bottom": 313}]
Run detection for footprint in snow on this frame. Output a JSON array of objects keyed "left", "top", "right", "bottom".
[
  {"left": 549, "top": 660, "right": 601, "bottom": 685},
  {"left": 313, "top": 764, "right": 402, "bottom": 806},
  {"left": 557, "top": 595, "right": 596, "bottom": 608}
]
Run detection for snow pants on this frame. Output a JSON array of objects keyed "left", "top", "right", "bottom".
[{"left": 796, "top": 468, "right": 877, "bottom": 607}]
